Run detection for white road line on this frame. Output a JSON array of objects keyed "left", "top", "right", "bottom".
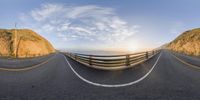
[{"left": 63, "top": 53, "right": 162, "bottom": 88}]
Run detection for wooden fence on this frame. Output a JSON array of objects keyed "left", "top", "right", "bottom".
[{"left": 64, "top": 50, "right": 160, "bottom": 70}]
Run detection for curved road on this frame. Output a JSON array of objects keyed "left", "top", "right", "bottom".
[{"left": 0, "top": 50, "right": 200, "bottom": 100}]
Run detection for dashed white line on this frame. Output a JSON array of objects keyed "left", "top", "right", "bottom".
[{"left": 63, "top": 53, "right": 162, "bottom": 88}]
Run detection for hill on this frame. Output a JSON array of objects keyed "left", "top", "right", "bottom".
[
  {"left": 0, "top": 29, "right": 55, "bottom": 58},
  {"left": 167, "top": 28, "right": 200, "bottom": 56}
]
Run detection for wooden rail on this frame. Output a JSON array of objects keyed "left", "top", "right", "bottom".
[{"left": 64, "top": 50, "right": 160, "bottom": 70}]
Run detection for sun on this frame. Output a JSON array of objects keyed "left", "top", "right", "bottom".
[
  {"left": 127, "top": 46, "right": 138, "bottom": 52},
  {"left": 126, "top": 43, "right": 139, "bottom": 53}
]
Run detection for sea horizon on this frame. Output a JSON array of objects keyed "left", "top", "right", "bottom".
[{"left": 62, "top": 49, "right": 150, "bottom": 55}]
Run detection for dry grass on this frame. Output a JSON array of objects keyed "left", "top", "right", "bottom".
[
  {"left": 0, "top": 29, "right": 55, "bottom": 58},
  {"left": 167, "top": 28, "right": 200, "bottom": 56}
]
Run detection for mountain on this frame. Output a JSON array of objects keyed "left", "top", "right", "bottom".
[
  {"left": 0, "top": 29, "right": 55, "bottom": 58},
  {"left": 167, "top": 28, "right": 200, "bottom": 56}
]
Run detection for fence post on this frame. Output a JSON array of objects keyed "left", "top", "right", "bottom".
[
  {"left": 69, "top": 53, "right": 72, "bottom": 57},
  {"left": 75, "top": 55, "right": 77, "bottom": 60},
  {"left": 126, "top": 55, "right": 130, "bottom": 66},
  {"left": 89, "top": 55, "right": 92, "bottom": 66},
  {"left": 153, "top": 51, "right": 155, "bottom": 55},
  {"left": 146, "top": 52, "right": 148, "bottom": 59}
]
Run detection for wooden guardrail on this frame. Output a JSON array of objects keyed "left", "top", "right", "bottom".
[{"left": 64, "top": 50, "right": 160, "bottom": 70}]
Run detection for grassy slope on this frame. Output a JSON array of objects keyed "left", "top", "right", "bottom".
[
  {"left": 0, "top": 29, "right": 55, "bottom": 58},
  {"left": 167, "top": 28, "right": 200, "bottom": 56},
  {"left": 0, "top": 30, "right": 14, "bottom": 56}
]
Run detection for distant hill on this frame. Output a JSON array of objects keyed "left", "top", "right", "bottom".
[
  {"left": 159, "top": 43, "right": 169, "bottom": 49},
  {"left": 167, "top": 28, "right": 200, "bottom": 56},
  {"left": 0, "top": 29, "right": 55, "bottom": 58}
]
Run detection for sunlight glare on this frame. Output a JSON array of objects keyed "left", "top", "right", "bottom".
[{"left": 126, "top": 42, "right": 139, "bottom": 53}]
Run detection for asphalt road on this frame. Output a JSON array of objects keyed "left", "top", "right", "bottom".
[
  {"left": 0, "top": 50, "right": 200, "bottom": 100},
  {"left": 173, "top": 52, "right": 200, "bottom": 67},
  {"left": 0, "top": 54, "right": 54, "bottom": 69}
]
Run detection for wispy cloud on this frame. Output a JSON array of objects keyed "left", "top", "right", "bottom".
[{"left": 20, "top": 3, "right": 139, "bottom": 49}]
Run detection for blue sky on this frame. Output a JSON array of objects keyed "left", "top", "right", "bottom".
[{"left": 1, "top": 0, "right": 200, "bottom": 52}]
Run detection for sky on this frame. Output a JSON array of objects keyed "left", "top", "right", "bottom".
[{"left": 1, "top": 0, "right": 200, "bottom": 53}]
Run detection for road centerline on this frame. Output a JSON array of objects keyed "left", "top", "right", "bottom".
[
  {"left": 171, "top": 53, "right": 200, "bottom": 70},
  {"left": 0, "top": 54, "right": 57, "bottom": 72}
]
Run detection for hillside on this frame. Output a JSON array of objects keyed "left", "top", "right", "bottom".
[
  {"left": 0, "top": 29, "right": 55, "bottom": 58},
  {"left": 167, "top": 28, "right": 200, "bottom": 56}
]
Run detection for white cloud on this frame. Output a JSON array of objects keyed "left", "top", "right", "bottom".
[{"left": 19, "top": 3, "right": 139, "bottom": 49}]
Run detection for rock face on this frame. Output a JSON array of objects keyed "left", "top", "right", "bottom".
[
  {"left": 0, "top": 29, "right": 55, "bottom": 58},
  {"left": 167, "top": 28, "right": 200, "bottom": 56}
]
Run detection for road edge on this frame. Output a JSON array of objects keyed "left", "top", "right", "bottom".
[{"left": 171, "top": 53, "right": 200, "bottom": 70}]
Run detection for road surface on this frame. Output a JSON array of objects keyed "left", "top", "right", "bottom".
[{"left": 0, "top": 50, "right": 200, "bottom": 100}]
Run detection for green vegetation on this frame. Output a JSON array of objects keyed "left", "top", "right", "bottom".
[{"left": 167, "top": 28, "right": 200, "bottom": 56}]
